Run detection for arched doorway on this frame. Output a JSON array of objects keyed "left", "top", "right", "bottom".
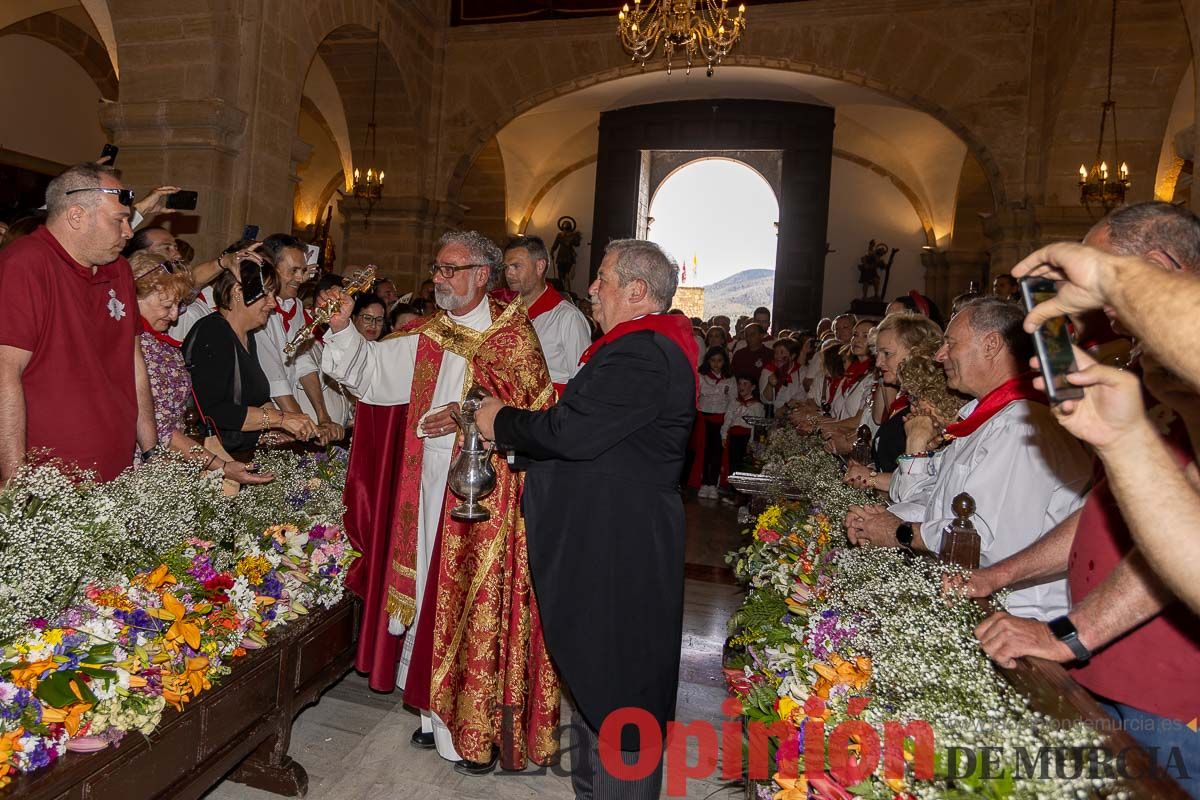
[{"left": 648, "top": 158, "right": 779, "bottom": 323}]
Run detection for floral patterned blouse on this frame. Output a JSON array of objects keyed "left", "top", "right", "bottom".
[{"left": 141, "top": 331, "right": 191, "bottom": 445}]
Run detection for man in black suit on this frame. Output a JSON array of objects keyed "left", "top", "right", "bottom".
[{"left": 474, "top": 239, "right": 697, "bottom": 799}]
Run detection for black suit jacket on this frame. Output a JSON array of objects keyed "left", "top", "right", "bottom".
[{"left": 493, "top": 329, "right": 695, "bottom": 750}]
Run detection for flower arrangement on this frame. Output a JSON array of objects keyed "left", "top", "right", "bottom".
[
  {"left": 0, "top": 448, "right": 355, "bottom": 788},
  {"left": 726, "top": 435, "right": 1119, "bottom": 799}
]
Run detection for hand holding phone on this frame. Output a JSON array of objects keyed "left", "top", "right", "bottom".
[
  {"left": 1019, "top": 276, "right": 1084, "bottom": 403},
  {"left": 165, "top": 190, "right": 198, "bottom": 211}
]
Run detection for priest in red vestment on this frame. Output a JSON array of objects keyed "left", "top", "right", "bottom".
[{"left": 319, "top": 231, "right": 559, "bottom": 775}]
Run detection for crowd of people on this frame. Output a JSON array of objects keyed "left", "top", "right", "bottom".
[{"left": 1, "top": 159, "right": 1199, "bottom": 796}]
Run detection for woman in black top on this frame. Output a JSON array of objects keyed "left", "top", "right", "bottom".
[{"left": 183, "top": 259, "right": 318, "bottom": 453}]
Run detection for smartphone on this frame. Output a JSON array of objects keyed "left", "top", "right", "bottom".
[
  {"left": 99, "top": 144, "right": 118, "bottom": 165},
  {"left": 304, "top": 243, "right": 321, "bottom": 266},
  {"left": 165, "top": 190, "right": 198, "bottom": 210},
  {"left": 1019, "top": 276, "right": 1084, "bottom": 403},
  {"left": 242, "top": 224, "right": 260, "bottom": 242},
  {"left": 241, "top": 261, "right": 267, "bottom": 305}
]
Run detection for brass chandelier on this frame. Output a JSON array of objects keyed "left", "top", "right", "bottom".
[
  {"left": 1078, "top": 0, "right": 1129, "bottom": 212},
  {"left": 350, "top": 23, "right": 385, "bottom": 221},
  {"left": 617, "top": 1, "right": 747, "bottom": 77}
]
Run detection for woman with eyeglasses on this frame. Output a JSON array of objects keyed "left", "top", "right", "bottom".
[
  {"left": 352, "top": 292, "right": 388, "bottom": 341},
  {"left": 182, "top": 259, "right": 320, "bottom": 454},
  {"left": 130, "top": 252, "right": 273, "bottom": 484}
]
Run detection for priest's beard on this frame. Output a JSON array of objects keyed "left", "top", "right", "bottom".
[{"left": 436, "top": 283, "right": 474, "bottom": 312}]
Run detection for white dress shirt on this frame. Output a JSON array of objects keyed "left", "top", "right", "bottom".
[
  {"left": 830, "top": 372, "right": 873, "bottom": 422},
  {"left": 527, "top": 288, "right": 591, "bottom": 386},
  {"left": 888, "top": 398, "right": 1092, "bottom": 621},
  {"left": 170, "top": 286, "right": 215, "bottom": 343},
  {"left": 254, "top": 297, "right": 350, "bottom": 426},
  {"left": 698, "top": 373, "right": 734, "bottom": 414},
  {"left": 722, "top": 397, "right": 765, "bottom": 439}
]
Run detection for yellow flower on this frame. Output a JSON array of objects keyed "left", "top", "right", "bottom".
[
  {"left": 0, "top": 728, "right": 23, "bottom": 789},
  {"left": 236, "top": 554, "right": 272, "bottom": 584},
  {"left": 42, "top": 629, "right": 64, "bottom": 647},
  {"left": 776, "top": 695, "right": 801, "bottom": 724}
]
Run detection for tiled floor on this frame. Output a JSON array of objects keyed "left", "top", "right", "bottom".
[{"left": 206, "top": 494, "right": 747, "bottom": 800}]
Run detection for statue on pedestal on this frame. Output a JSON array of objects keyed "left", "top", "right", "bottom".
[
  {"left": 551, "top": 215, "right": 582, "bottom": 287},
  {"left": 856, "top": 239, "right": 899, "bottom": 300}
]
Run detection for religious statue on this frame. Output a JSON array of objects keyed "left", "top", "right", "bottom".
[
  {"left": 856, "top": 239, "right": 899, "bottom": 300},
  {"left": 550, "top": 215, "right": 582, "bottom": 286}
]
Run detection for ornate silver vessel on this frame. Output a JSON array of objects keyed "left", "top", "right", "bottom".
[{"left": 447, "top": 386, "right": 497, "bottom": 521}]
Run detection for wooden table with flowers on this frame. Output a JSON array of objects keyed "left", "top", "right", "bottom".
[
  {"left": 723, "top": 428, "right": 1189, "bottom": 800},
  {"left": 0, "top": 448, "right": 361, "bottom": 798}
]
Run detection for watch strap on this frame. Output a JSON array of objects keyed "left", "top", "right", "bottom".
[{"left": 1048, "top": 615, "right": 1091, "bottom": 662}]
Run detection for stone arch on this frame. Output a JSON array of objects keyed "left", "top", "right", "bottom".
[
  {"left": 830, "top": 150, "right": 937, "bottom": 247},
  {"left": 649, "top": 154, "right": 780, "bottom": 209},
  {"left": 293, "top": 1, "right": 433, "bottom": 198},
  {"left": 0, "top": 12, "right": 117, "bottom": 99},
  {"left": 444, "top": 60, "right": 1010, "bottom": 217}
]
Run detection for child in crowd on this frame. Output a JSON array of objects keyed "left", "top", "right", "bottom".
[
  {"left": 721, "top": 376, "right": 765, "bottom": 506},
  {"left": 696, "top": 346, "right": 735, "bottom": 499}
]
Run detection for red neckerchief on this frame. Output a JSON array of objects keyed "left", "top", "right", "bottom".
[
  {"left": 526, "top": 285, "right": 563, "bottom": 321},
  {"left": 882, "top": 392, "right": 910, "bottom": 423},
  {"left": 579, "top": 313, "right": 700, "bottom": 398},
  {"left": 943, "top": 373, "right": 1045, "bottom": 439},
  {"left": 490, "top": 287, "right": 518, "bottom": 303},
  {"left": 275, "top": 298, "right": 299, "bottom": 333},
  {"left": 828, "top": 357, "right": 873, "bottom": 404},
  {"left": 140, "top": 315, "right": 182, "bottom": 347}
]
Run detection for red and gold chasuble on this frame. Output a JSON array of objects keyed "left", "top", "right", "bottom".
[{"left": 384, "top": 297, "right": 559, "bottom": 769}]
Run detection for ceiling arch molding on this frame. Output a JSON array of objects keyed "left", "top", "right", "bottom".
[
  {"left": 445, "top": 59, "right": 1008, "bottom": 218},
  {"left": 832, "top": 148, "right": 937, "bottom": 246},
  {"left": 0, "top": 12, "right": 117, "bottom": 99}
]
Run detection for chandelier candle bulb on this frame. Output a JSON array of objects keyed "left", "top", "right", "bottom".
[
  {"left": 1100, "top": 161, "right": 1109, "bottom": 180},
  {"left": 1079, "top": 164, "right": 1087, "bottom": 182},
  {"left": 1119, "top": 162, "right": 1128, "bottom": 181}
]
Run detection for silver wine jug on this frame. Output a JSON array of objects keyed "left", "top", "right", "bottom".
[{"left": 447, "top": 386, "right": 497, "bottom": 521}]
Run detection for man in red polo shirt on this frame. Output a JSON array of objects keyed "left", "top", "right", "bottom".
[
  {"left": 955, "top": 202, "right": 1200, "bottom": 793},
  {"left": 0, "top": 162, "right": 156, "bottom": 482}
]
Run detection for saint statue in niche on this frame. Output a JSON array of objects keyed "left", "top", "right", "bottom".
[
  {"left": 551, "top": 215, "right": 582, "bottom": 286},
  {"left": 856, "top": 239, "right": 899, "bottom": 300}
]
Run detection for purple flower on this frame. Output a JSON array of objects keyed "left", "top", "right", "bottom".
[{"left": 29, "top": 618, "right": 47, "bottom": 630}]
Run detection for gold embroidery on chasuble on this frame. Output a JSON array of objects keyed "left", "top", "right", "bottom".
[{"left": 421, "top": 297, "right": 562, "bottom": 769}]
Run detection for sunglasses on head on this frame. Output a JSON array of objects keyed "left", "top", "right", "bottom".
[
  {"left": 66, "top": 187, "right": 135, "bottom": 207},
  {"left": 133, "top": 259, "right": 186, "bottom": 281}
]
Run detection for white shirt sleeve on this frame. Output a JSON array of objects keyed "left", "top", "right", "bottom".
[
  {"left": 254, "top": 325, "right": 294, "bottom": 399},
  {"left": 320, "top": 323, "right": 417, "bottom": 405},
  {"left": 560, "top": 308, "right": 592, "bottom": 381}
]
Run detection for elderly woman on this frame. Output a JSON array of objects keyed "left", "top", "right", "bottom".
[
  {"left": 182, "top": 258, "right": 319, "bottom": 454},
  {"left": 843, "top": 335, "right": 964, "bottom": 493},
  {"left": 131, "top": 252, "right": 272, "bottom": 484}
]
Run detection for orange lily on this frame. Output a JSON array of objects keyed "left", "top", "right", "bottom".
[
  {"left": 41, "top": 701, "right": 92, "bottom": 736},
  {"left": 9, "top": 659, "right": 56, "bottom": 690},
  {"left": 772, "top": 772, "right": 808, "bottom": 800},
  {"left": 160, "top": 656, "right": 211, "bottom": 710},
  {"left": 150, "top": 592, "right": 201, "bottom": 652},
  {"left": 136, "top": 564, "right": 176, "bottom": 590},
  {"left": 812, "top": 654, "right": 872, "bottom": 699},
  {"left": 0, "top": 728, "right": 23, "bottom": 790}
]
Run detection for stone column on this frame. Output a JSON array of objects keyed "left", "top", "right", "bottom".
[
  {"left": 339, "top": 196, "right": 465, "bottom": 293},
  {"left": 100, "top": 98, "right": 247, "bottom": 259}
]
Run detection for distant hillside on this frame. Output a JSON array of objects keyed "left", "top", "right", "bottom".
[{"left": 701, "top": 268, "right": 775, "bottom": 320}]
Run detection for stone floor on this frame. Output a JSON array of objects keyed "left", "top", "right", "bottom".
[{"left": 205, "top": 494, "right": 748, "bottom": 800}]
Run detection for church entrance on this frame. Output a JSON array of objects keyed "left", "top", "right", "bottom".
[{"left": 647, "top": 157, "right": 779, "bottom": 325}]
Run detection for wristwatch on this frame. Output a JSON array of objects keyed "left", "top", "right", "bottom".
[
  {"left": 894, "top": 522, "right": 914, "bottom": 549},
  {"left": 1048, "top": 615, "right": 1091, "bottom": 663}
]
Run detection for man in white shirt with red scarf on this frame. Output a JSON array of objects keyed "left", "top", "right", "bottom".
[
  {"left": 503, "top": 235, "right": 591, "bottom": 395},
  {"left": 844, "top": 297, "right": 1092, "bottom": 621},
  {"left": 253, "top": 233, "right": 348, "bottom": 443}
]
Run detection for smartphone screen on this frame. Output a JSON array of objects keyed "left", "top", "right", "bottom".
[
  {"left": 1019, "top": 276, "right": 1084, "bottom": 403},
  {"left": 100, "top": 144, "right": 118, "bottom": 165},
  {"left": 165, "top": 190, "right": 198, "bottom": 210},
  {"left": 241, "top": 261, "right": 267, "bottom": 305},
  {"left": 242, "top": 224, "right": 260, "bottom": 242}
]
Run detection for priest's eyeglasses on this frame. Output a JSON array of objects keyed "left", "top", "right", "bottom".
[
  {"left": 65, "top": 187, "right": 135, "bottom": 207},
  {"left": 428, "top": 262, "right": 485, "bottom": 279}
]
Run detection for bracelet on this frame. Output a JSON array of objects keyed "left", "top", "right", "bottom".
[{"left": 260, "top": 407, "right": 271, "bottom": 431}]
